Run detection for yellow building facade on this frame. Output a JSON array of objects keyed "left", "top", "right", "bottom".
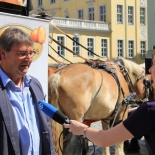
[{"left": 31, "top": 0, "right": 148, "bottom": 65}]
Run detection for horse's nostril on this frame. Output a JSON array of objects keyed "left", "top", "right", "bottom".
[{"left": 143, "top": 79, "right": 152, "bottom": 88}]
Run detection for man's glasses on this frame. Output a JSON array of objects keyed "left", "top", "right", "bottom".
[{"left": 14, "top": 50, "right": 36, "bottom": 58}]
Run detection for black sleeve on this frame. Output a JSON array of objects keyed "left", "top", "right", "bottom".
[{"left": 123, "top": 102, "right": 151, "bottom": 139}]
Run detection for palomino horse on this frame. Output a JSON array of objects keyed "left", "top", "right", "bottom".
[{"left": 48, "top": 58, "right": 146, "bottom": 155}]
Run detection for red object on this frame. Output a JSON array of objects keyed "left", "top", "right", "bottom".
[{"left": 83, "top": 120, "right": 98, "bottom": 126}]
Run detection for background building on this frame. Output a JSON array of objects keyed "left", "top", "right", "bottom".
[
  {"left": 30, "top": 0, "right": 148, "bottom": 65},
  {"left": 147, "top": 0, "right": 155, "bottom": 51}
]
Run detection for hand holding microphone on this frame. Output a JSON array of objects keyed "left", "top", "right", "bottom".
[
  {"left": 38, "top": 100, "right": 69, "bottom": 125},
  {"left": 38, "top": 101, "right": 90, "bottom": 137}
]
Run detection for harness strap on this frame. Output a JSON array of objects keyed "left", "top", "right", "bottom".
[
  {"left": 83, "top": 64, "right": 125, "bottom": 125},
  {"left": 82, "top": 69, "right": 104, "bottom": 121},
  {"left": 99, "top": 65, "right": 125, "bottom": 121}
]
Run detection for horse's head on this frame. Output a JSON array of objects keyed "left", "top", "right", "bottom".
[
  {"left": 116, "top": 57, "right": 145, "bottom": 85},
  {"left": 134, "top": 74, "right": 153, "bottom": 102},
  {"left": 114, "top": 57, "right": 154, "bottom": 103}
]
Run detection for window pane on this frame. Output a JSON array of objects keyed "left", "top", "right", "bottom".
[
  {"left": 117, "top": 5, "right": 123, "bottom": 23},
  {"left": 128, "top": 6, "right": 134, "bottom": 24},
  {"left": 57, "top": 36, "right": 65, "bottom": 56},
  {"left": 38, "top": 0, "right": 42, "bottom": 5},
  {"left": 117, "top": 40, "right": 123, "bottom": 57},
  {"left": 140, "top": 8, "right": 145, "bottom": 25},
  {"left": 78, "top": 10, "right": 84, "bottom": 19},
  {"left": 51, "top": 0, "right": 55, "bottom": 3},
  {"left": 99, "top": 5, "right": 106, "bottom": 22},
  {"left": 87, "top": 38, "right": 94, "bottom": 57},
  {"left": 101, "top": 39, "right": 108, "bottom": 57},
  {"left": 88, "top": 7, "right": 94, "bottom": 20},
  {"left": 73, "top": 37, "right": 80, "bottom": 56},
  {"left": 128, "top": 41, "right": 134, "bottom": 58},
  {"left": 140, "top": 41, "right": 146, "bottom": 58}
]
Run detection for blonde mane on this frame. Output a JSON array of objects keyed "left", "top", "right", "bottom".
[{"left": 118, "top": 57, "right": 145, "bottom": 84}]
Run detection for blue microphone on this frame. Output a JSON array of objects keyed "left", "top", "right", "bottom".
[{"left": 38, "top": 100, "right": 69, "bottom": 125}]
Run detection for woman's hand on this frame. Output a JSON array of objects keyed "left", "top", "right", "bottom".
[{"left": 64, "top": 120, "right": 89, "bottom": 136}]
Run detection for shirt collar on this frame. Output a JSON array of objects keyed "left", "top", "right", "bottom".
[{"left": 0, "top": 68, "right": 32, "bottom": 87}]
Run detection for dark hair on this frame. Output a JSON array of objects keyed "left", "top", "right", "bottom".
[{"left": 0, "top": 27, "right": 34, "bottom": 52}]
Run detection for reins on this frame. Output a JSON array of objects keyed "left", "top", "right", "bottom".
[
  {"left": 49, "top": 42, "right": 73, "bottom": 64},
  {"left": 114, "top": 59, "right": 136, "bottom": 93},
  {"left": 50, "top": 22, "right": 104, "bottom": 59},
  {"left": 115, "top": 59, "right": 151, "bottom": 103},
  {"left": 49, "top": 35, "right": 94, "bottom": 64},
  {"left": 48, "top": 53, "right": 68, "bottom": 65}
]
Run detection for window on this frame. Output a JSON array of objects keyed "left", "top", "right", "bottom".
[
  {"left": 88, "top": 7, "right": 94, "bottom": 20},
  {"left": 140, "top": 41, "right": 146, "bottom": 58},
  {"left": 101, "top": 39, "right": 108, "bottom": 57},
  {"left": 78, "top": 10, "right": 84, "bottom": 19},
  {"left": 128, "top": 6, "right": 134, "bottom": 25},
  {"left": 73, "top": 37, "right": 80, "bottom": 56},
  {"left": 99, "top": 5, "right": 106, "bottom": 22},
  {"left": 51, "top": 0, "right": 55, "bottom": 3},
  {"left": 38, "top": 0, "right": 42, "bottom": 6},
  {"left": 140, "top": 8, "right": 145, "bottom": 25},
  {"left": 117, "top": 5, "right": 123, "bottom": 23},
  {"left": 87, "top": 38, "right": 94, "bottom": 57},
  {"left": 117, "top": 40, "right": 123, "bottom": 57},
  {"left": 57, "top": 36, "right": 65, "bottom": 57},
  {"left": 128, "top": 40, "right": 134, "bottom": 58}
]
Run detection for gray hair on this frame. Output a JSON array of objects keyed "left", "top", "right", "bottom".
[{"left": 0, "top": 27, "right": 34, "bottom": 52}]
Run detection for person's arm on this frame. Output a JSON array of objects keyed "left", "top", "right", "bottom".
[
  {"left": 64, "top": 121, "right": 134, "bottom": 148},
  {"left": 128, "top": 107, "right": 138, "bottom": 113}
]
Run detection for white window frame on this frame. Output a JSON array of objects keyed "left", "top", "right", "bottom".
[
  {"left": 128, "top": 40, "right": 134, "bottom": 58},
  {"left": 56, "top": 35, "right": 66, "bottom": 57},
  {"left": 38, "top": 0, "right": 42, "bottom": 6},
  {"left": 87, "top": 37, "right": 95, "bottom": 57},
  {"left": 77, "top": 9, "right": 84, "bottom": 19},
  {"left": 72, "top": 36, "right": 80, "bottom": 57},
  {"left": 50, "top": 0, "right": 56, "bottom": 4},
  {"left": 101, "top": 38, "right": 109, "bottom": 57},
  {"left": 140, "top": 7, "right": 146, "bottom": 25},
  {"left": 88, "top": 7, "right": 94, "bottom": 20},
  {"left": 99, "top": 5, "right": 106, "bottom": 22},
  {"left": 128, "top": 6, "right": 134, "bottom": 25},
  {"left": 140, "top": 41, "right": 146, "bottom": 58},
  {"left": 117, "top": 5, "right": 123, "bottom": 24},
  {"left": 117, "top": 40, "right": 124, "bottom": 57}
]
